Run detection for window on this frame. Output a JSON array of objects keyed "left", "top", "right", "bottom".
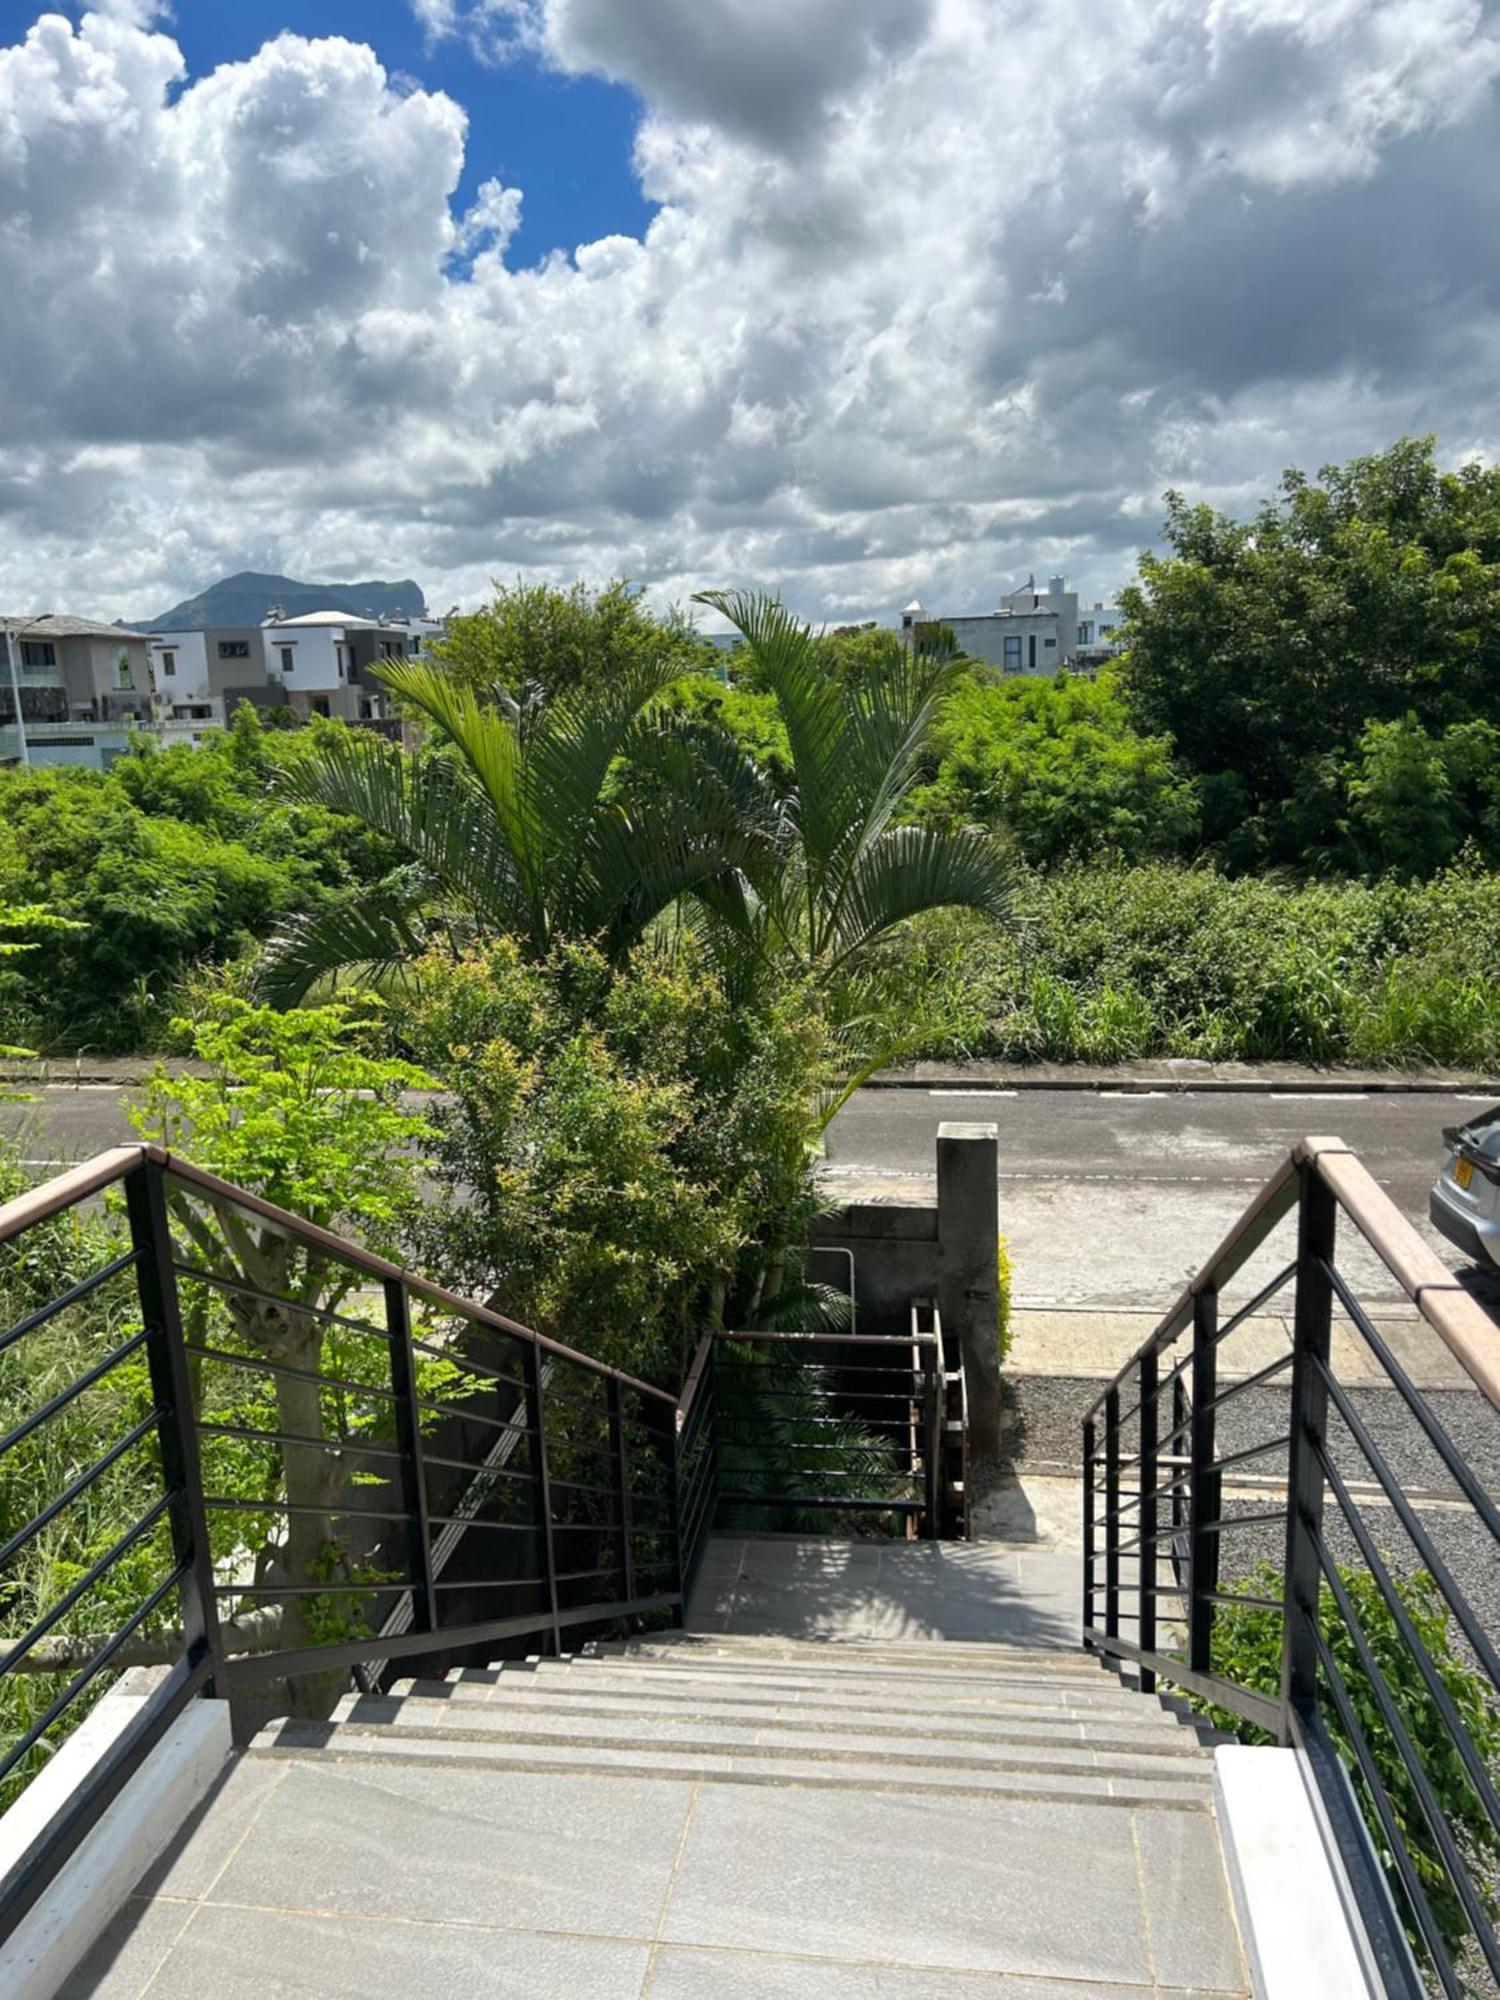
[
  {"left": 161, "top": 650, "right": 176, "bottom": 677},
  {"left": 1028, "top": 634, "right": 1037, "bottom": 672},
  {"left": 1002, "top": 636, "right": 1022, "bottom": 671},
  {"left": 1043, "top": 637, "right": 1056, "bottom": 649},
  {"left": 335, "top": 645, "right": 347, "bottom": 680},
  {"left": 312, "top": 696, "right": 330, "bottom": 718},
  {"left": 115, "top": 656, "right": 132, "bottom": 688},
  {"left": 279, "top": 647, "right": 295, "bottom": 674},
  {"left": 1078, "top": 622, "right": 1092, "bottom": 645},
  {"left": 217, "top": 640, "right": 250, "bottom": 659},
  {"left": 19, "top": 641, "right": 56, "bottom": 668}
]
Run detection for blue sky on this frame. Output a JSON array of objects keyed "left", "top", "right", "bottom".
[
  {"left": 2, "top": 2, "right": 1498, "bottom": 624},
  {"left": 0, "top": 0, "right": 654, "bottom": 264}
]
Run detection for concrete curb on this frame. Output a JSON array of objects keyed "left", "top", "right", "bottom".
[{"left": 866, "top": 1064, "right": 1500, "bottom": 1095}]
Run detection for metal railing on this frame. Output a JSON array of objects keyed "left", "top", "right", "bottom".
[
  {"left": 1083, "top": 1136, "right": 1500, "bottom": 1998},
  {"left": 0, "top": 1146, "right": 682, "bottom": 1938},
  {"left": 704, "top": 1327, "right": 944, "bottom": 1539}
]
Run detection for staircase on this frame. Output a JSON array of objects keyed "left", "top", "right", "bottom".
[{"left": 71, "top": 1602, "right": 1249, "bottom": 1996}]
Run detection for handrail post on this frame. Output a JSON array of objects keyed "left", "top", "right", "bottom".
[
  {"left": 1082, "top": 1413, "right": 1096, "bottom": 1647},
  {"left": 125, "top": 1158, "right": 224, "bottom": 1689},
  {"left": 1281, "top": 1163, "right": 1337, "bottom": 1737},
  {"left": 921, "top": 1341, "right": 941, "bottom": 1539},
  {"left": 1188, "top": 1288, "right": 1220, "bottom": 1673},
  {"left": 1104, "top": 1385, "right": 1121, "bottom": 1645},
  {"left": 384, "top": 1278, "right": 437, "bottom": 1639},
  {"left": 1138, "top": 1349, "right": 1158, "bottom": 1694},
  {"left": 523, "top": 1343, "right": 561, "bottom": 1655},
  {"left": 607, "top": 1376, "right": 635, "bottom": 1605}
]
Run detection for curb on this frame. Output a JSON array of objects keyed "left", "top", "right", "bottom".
[{"left": 864, "top": 1071, "right": 1500, "bottom": 1096}]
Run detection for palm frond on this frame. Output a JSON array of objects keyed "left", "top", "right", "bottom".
[
  {"left": 256, "top": 882, "right": 434, "bottom": 1006},
  {"left": 826, "top": 823, "right": 1012, "bottom": 973}
]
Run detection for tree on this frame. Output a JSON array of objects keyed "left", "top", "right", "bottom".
[
  {"left": 1120, "top": 438, "right": 1500, "bottom": 865},
  {"left": 259, "top": 656, "right": 765, "bottom": 1001},
  {"left": 428, "top": 578, "right": 714, "bottom": 701},
  {"left": 691, "top": 589, "right": 1012, "bottom": 1069},
  {"left": 129, "top": 999, "right": 435, "bottom": 1711}
]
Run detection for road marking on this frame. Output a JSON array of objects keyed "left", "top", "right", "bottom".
[
  {"left": 927, "top": 1088, "right": 1019, "bottom": 1098},
  {"left": 1269, "top": 1090, "right": 1369, "bottom": 1101}
]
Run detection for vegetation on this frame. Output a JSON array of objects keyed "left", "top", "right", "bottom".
[
  {"left": 1200, "top": 1563, "right": 1500, "bottom": 1962},
  {"left": 429, "top": 577, "right": 714, "bottom": 700}
]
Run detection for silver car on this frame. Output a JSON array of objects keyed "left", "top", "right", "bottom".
[{"left": 1431, "top": 1103, "right": 1500, "bottom": 1272}]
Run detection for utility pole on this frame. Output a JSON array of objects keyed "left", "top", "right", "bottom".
[{"left": 1, "top": 622, "right": 29, "bottom": 765}]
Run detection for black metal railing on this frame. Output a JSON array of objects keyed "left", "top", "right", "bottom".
[
  {"left": 0, "top": 1146, "right": 681, "bottom": 1939},
  {"left": 706, "top": 1327, "right": 943, "bottom": 1538},
  {"left": 1084, "top": 1136, "right": 1500, "bottom": 1998}
]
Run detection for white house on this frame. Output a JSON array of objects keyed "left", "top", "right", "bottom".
[
  {"left": 262, "top": 610, "right": 410, "bottom": 723},
  {"left": 901, "top": 576, "right": 1124, "bottom": 675}
]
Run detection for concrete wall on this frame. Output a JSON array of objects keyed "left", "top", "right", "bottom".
[{"left": 149, "top": 631, "right": 212, "bottom": 706}]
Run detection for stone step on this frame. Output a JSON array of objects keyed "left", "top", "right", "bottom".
[
  {"left": 375, "top": 1682, "right": 1200, "bottom": 1750},
  {"left": 602, "top": 1635, "right": 1102, "bottom": 1671},
  {"left": 394, "top": 1663, "right": 1180, "bottom": 1723},
  {"left": 250, "top": 1719, "right": 1213, "bottom": 1811},
  {"left": 330, "top": 1693, "right": 1213, "bottom": 1772},
  {"left": 518, "top": 1655, "right": 1138, "bottom": 1704}
]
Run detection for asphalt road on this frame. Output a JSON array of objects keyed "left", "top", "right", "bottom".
[
  {"left": 5, "top": 1080, "right": 1497, "bottom": 1313},
  {"left": 823, "top": 1084, "right": 1500, "bottom": 1311}
]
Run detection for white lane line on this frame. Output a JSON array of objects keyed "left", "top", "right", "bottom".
[
  {"left": 1269, "top": 1090, "right": 1369, "bottom": 1101},
  {"left": 927, "top": 1088, "right": 1019, "bottom": 1098}
]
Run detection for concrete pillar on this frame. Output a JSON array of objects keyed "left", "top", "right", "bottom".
[{"left": 936, "top": 1121, "right": 1002, "bottom": 1461}]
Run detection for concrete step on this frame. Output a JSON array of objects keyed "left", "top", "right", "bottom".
[
  {"left": 329, "top": 1693, "right": 1213, "bottom": 1772},
  {"left": 603, "top": 1635, "right": 1103, "bottom": 1671},
  {"left": 512, "top": 1655, "right": 1142, "bottom": 1705},
  {"left": 250, "top": 1719, "right": 1213, "bottom": 1810},
  {"left": 373, "top": 1682, "right": 1201, "bottom": 1750}
]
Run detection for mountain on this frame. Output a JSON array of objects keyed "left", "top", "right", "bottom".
[{"left": 144, "top": 570, "right": 427, "bottom": 632}]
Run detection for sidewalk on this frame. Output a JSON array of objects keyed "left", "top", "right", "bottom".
[{"left": 869, "top": 1057, "right": 1500, "bottom": 1093}]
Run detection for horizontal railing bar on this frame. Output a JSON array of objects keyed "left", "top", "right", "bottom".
[
  {"left": 0, "top": 1493, "right": 175, "bottom": 1678},
  {"left": 184, "top": 1340, "right": 401, "bottom": 1405},
  {"left": 200, "top": 1495, "right": 414, "bottom": 1526},
  {"left": 712, "top": 1386, "right": 920, "bottom": 1405},
  {"left": 0, "top": 1247, "right": 144, "bottom": 1361},
  {"left": 544, "top": 1474, "right": 621, "bottom": 1500},
  {"left": 714, "top": 1331, "right": 936, "bottom": 1347},
  {"left": 1198, "top": 1508, "right": 1289, "bottom": 1535},
  {"left": 0, "top": 1410, "right": 162, "bottom": 1575},
  {"left": 716, "top": 1492, "right": 923, "bottom": 1512},
  {"left": 0, "top": 1328, "right": 149, "bottom": 1461},
  {"left": 429, "top": 1576, "right": 543, "bottom": 1593},
  {"left": 219, "top": 1591, "right": 681, "bottom": 1687},
  {"left": 1310, "top": 1358, "right": 1500, "bottom": 1690},
  {"left": 1209, "top": 1434, "right": 1292, "bottom": 1476},
  {"left": 215, "top": 1580, "right": 421, "bottom": 1600},
  {"left": 413, "top": 1397, "right": 528, "bottom": 1438},
  {"left": 1214, "top": 1261, "right": 1298, "bottom": 1346},
  {"left": 407, "top": 1340, "right": 526, "bottom": 1396},
  {"left": 171, "top": 1263, "right": 389, "bottom": 1342},
  {"left": 1081, "top": 1629, "right": 1284, "bottom": 1736},
  {"left": 1201, "top": 1589, "right": 1283, "bottom": 1612},
  {"left": 1202, "top": 1349, "right": 1295, "bottom": 1411},
  {"left": 0, "top": 1564, "right": 190, "bottom": 1786},
  {"left": 196, "top": 1420, "right": 405, "bottom": 1465},
  {"left": 420, "top": 1449, "right": 536, "bottom": 1483},
  {"left": 0, "top": 1148, "right": 142, "bottom": 1245}
]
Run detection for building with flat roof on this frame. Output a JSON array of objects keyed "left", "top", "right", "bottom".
[{"left": 901, "top": 576, "right": 1123, "bottom": 675}]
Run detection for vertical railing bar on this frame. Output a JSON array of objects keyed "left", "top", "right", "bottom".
[
  {"left": 922, "top": 1342, "right": 941, "bottom": 1539},
  {"left": 384, "top": 1277, "right": 437, "bottom": 1638},
  {"left": 1082, "top": 1413, "right": 1096, "bottom": 1646},
  {"left": 1138, "top": 1348, "right": 1158, "bottom": 1694},
  {"left": 1188, "top": 1287, "right": 1219, "bottom": 1674},
  {"left": 608, "top": 1376, "right": 635, "bottom": 1605},
  {"left": 126, "top": 1159, "right": 223, "bottom": 1685},
  {"left": 1104, "top": 1385, "right": 1121, "bottom": 1644},
  {"left": 524, "top": 1344, "right": 561, "bottom": 1654},
  {"left": 1281, "top": 1162, "right": 1337, "bottom": 1741}
]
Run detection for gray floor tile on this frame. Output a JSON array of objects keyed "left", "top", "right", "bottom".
[
  {"left": 1134, "top": 1809, "right": 1248, "bottom": 1992},
  {"left": 65, "top": 1897, "right": 190, "bottom": 1998},
  {"left": 209, "top": 1761, "right": 693, "bottom": 1938},
  {"left": 81, "top": 1904, "right": 650, "bottom": 1998},
  {"left": 660, "top": 1783, "right": 1154, "bottom": 1984},
  {"left": 131, "top": 1756, "right": 289, "bottom": 1901},
  {"left": 647, "top": 1942, "right": 1194, "bottom": 1995}
]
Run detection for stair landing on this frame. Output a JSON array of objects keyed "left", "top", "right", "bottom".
[{"left": 71, "top": 1541, "right": 1245, "bottom": 1999}]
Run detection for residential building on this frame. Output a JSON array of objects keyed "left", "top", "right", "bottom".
[
  {"left": 261, "top": 609, "right": 411, "bottom": 723},
  {"left": 901, "top": 575, "right": 1124, "bottom": 674},
  {"left": 0, "top": 614, "right": 156, "bottom": 768}
]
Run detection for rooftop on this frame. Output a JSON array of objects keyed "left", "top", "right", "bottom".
[{"left": 0, "top": 614, "right": 148, "bottom": 641}]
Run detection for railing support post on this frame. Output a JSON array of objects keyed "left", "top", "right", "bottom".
[
  {"left": 1138, "top": 1349, "right": 1158, "bottom": 1694},
  {"left": 1082, "top": 1413, "right": 1096, "bottom": 1648},
  {"left": 1281, "top": 1163, "right": 1337, "bottom": 1736},
  {"left": 125, "top": 1158, "right": 223, "bottom": 1689},
  {"left": 523, "top": 1344, "right": 562, "bottom": 1655},
  {"left": 921, "top": 1341, "right": 941, "bottom": 1539},
  {"left": 1188, "top": 1288, "right": 1220, "bottom": 1674},
  {"left": 384, "top": 1278, "right": 437, "bottom": 1639},
  {"left": 608, "top": 1376, "right": 635, "bottom": 1606},
  {"left": 1104, "top": 1385, "right": 1121, "bottom": 1645}
]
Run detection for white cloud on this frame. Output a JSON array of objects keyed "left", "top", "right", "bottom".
[{"left": 1, "top": 1, "right": 1499, "bottom": 626}]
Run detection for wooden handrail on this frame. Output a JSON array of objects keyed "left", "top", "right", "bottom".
[{"left": 0, "top": 1146, "right": 142, "bottom": 1244}]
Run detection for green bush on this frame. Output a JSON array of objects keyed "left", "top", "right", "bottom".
[{"left": 1198, "top": 1563, "right": 1500, "bottom": 1962}]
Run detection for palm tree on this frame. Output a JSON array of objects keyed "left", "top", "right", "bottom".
[
  {"left": 259, "top": 654, "right": 767, "bottom": 1002},
  {"left": 689, "top": 589, "right": 1011, "bottom": 1063}
]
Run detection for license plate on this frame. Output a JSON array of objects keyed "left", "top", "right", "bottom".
[{"left": 1455, "top": 1157, "right": 1474, "bottom": 1191}]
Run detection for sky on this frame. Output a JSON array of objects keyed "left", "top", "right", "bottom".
[{"left": 2, "top": 1, "right": 1499, "bottom": 629}]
